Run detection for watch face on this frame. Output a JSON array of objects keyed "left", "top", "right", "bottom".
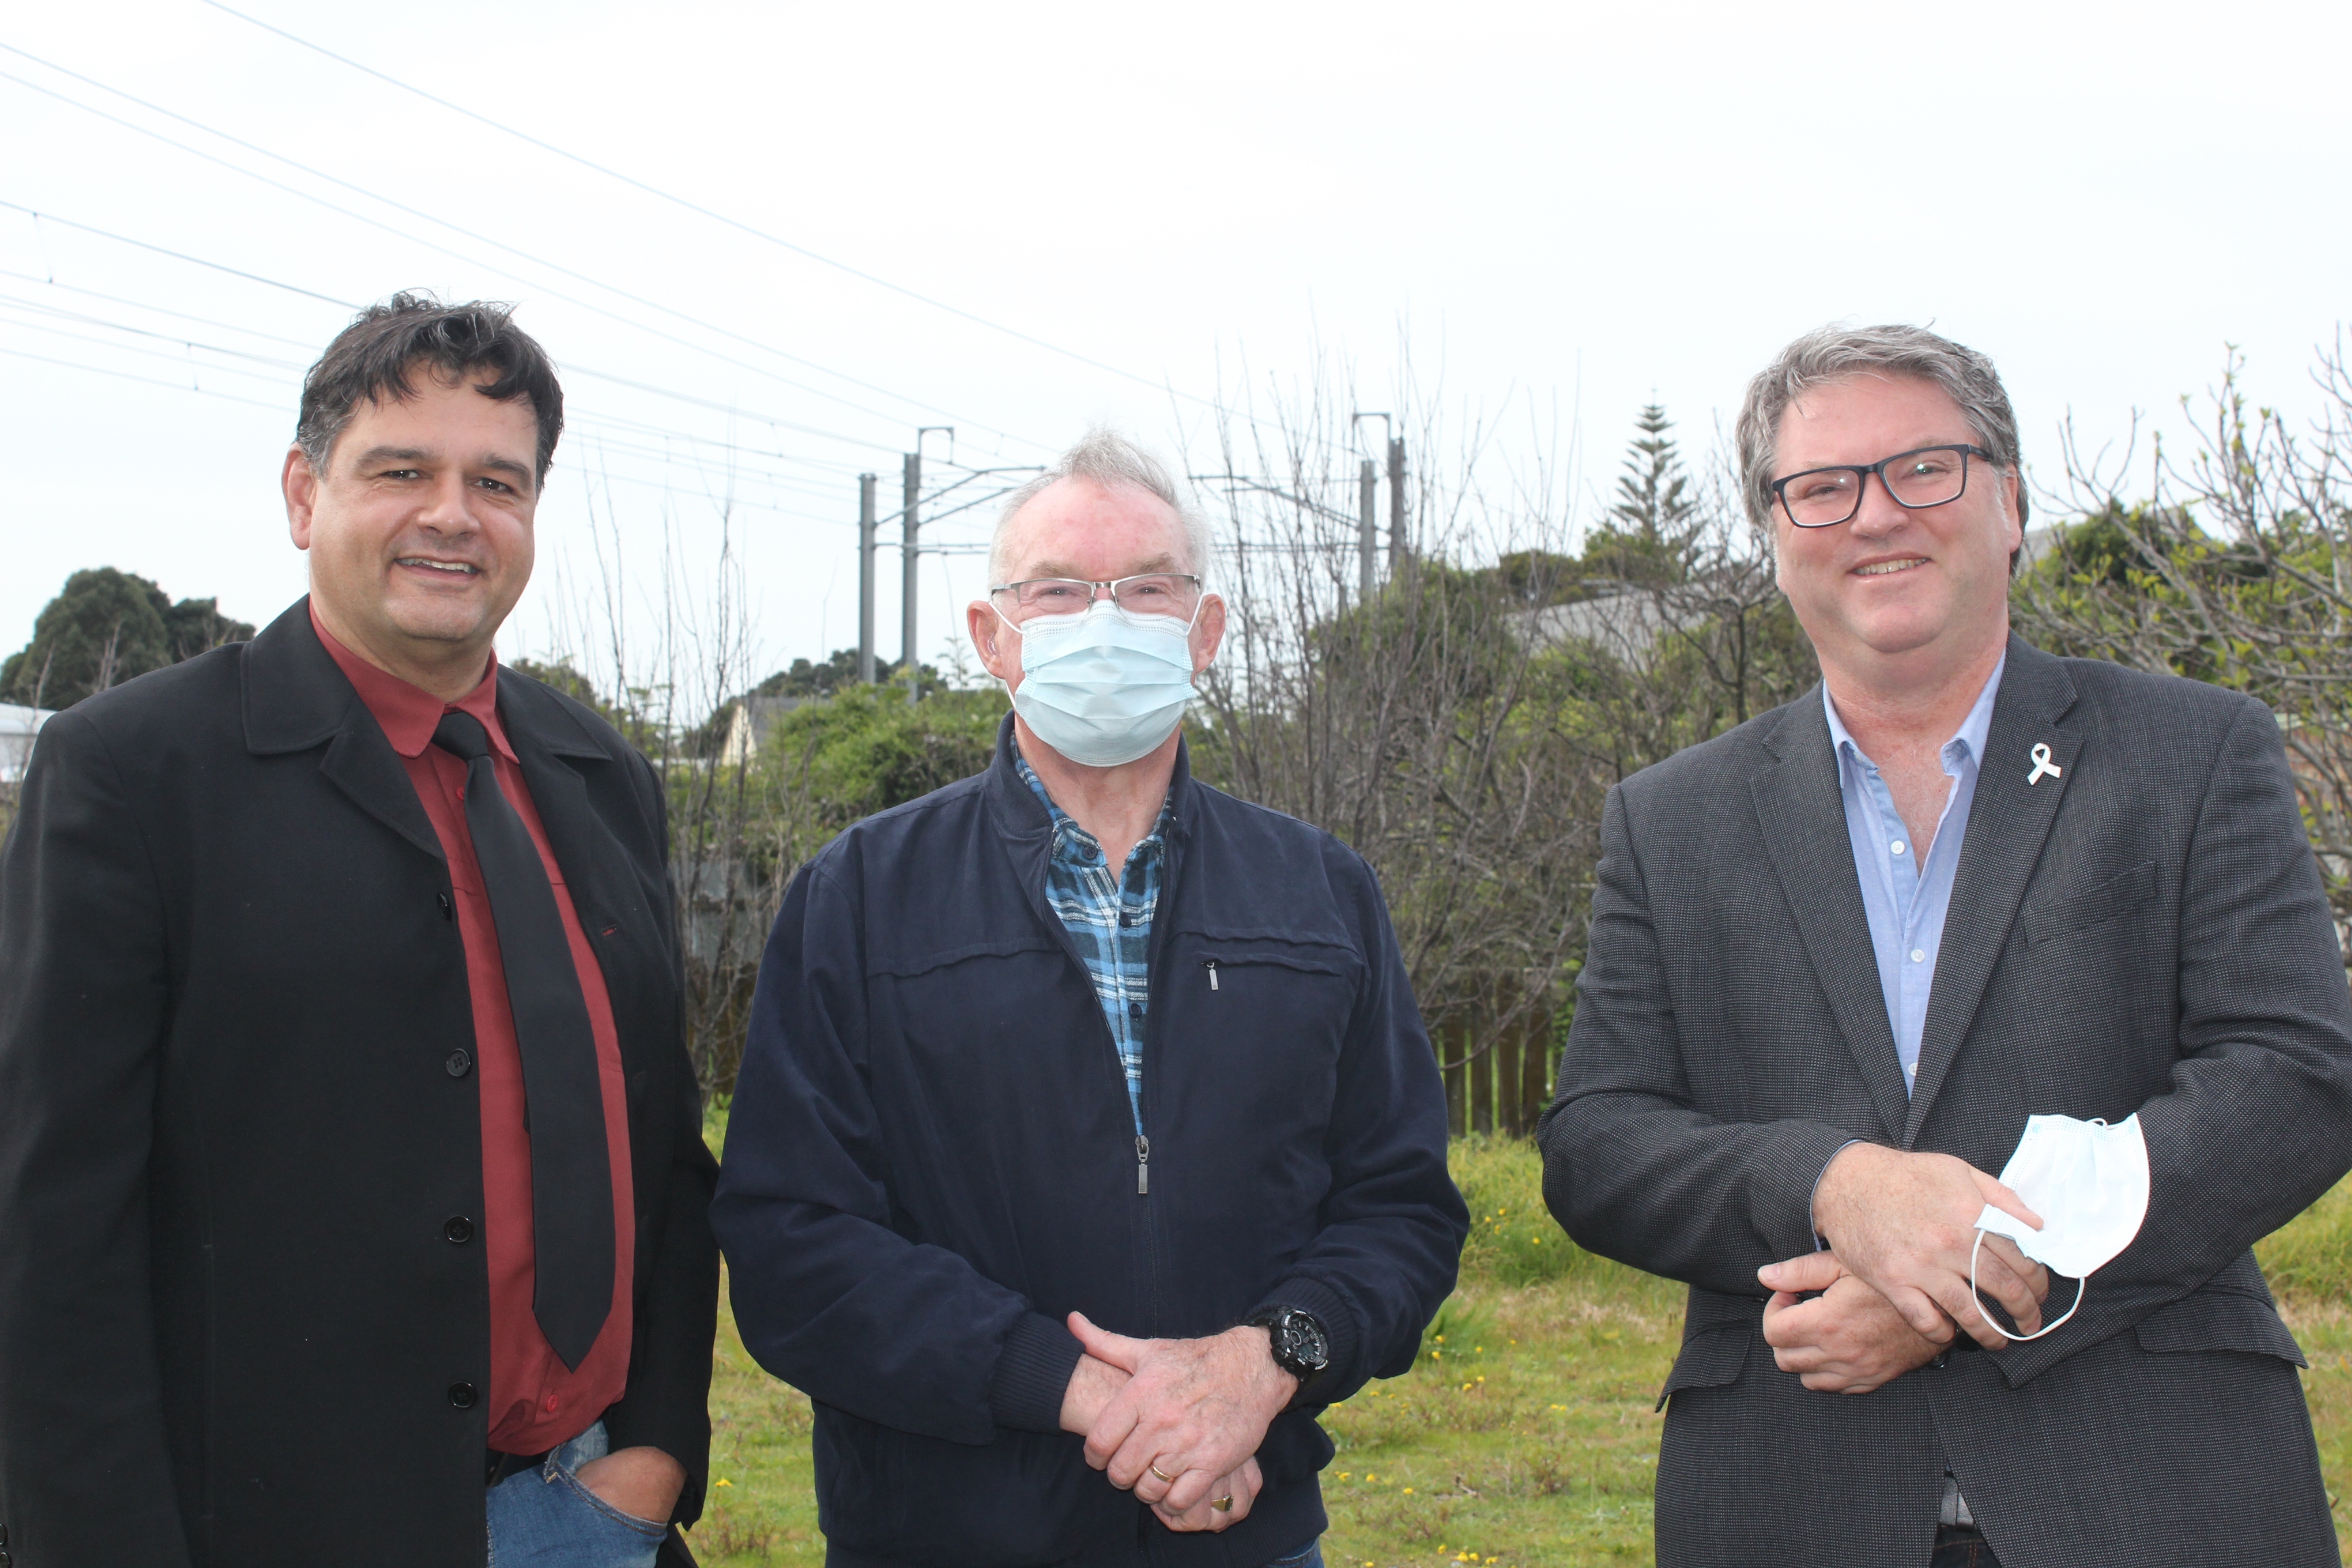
[{"left": 1279, "top": 1311, "right": 1330, "bottom": 1372}]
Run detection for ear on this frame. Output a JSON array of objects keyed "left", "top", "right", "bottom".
[
  {"left": 968, "top": 600, "right": 1019, "bottom": 689},
  {"left": 1190, "top": 594, "right": 1227, "bottom": 676},
  {"left": 1999, "top": 466, "right": 2025, "bottom": 550},
  {"left": 284, "top": 445, "right": 320, "bottom": 549}
]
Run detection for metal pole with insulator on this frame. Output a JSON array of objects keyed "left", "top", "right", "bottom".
[
  {"left": 900, "top": 451, "right": 921, "bottom": 704},
  {"left": 1358, "top": 457, "right": 1378, "bottom": 601},
  {"left": 858, "top": 472, "right": 878, "bottom": 684},
  {"left": 1387, "top": 435, "right": 1407, "bottom": 574}
]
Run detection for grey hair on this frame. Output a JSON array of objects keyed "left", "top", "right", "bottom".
[
  {"left": 1735, "top": 323, "right": 2028, "bottom": 538},
  {"left": 990, "top": 429, "right": 1214, "bottom": 588}
]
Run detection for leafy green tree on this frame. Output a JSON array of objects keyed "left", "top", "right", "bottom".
[
  {"left": 750, "top": 649, "right": 941, "bottom": 702},
  {"left": 1, "top": 569, "right": 255, "bottom": 709}
]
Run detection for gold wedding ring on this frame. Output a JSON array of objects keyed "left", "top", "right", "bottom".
[
  {"left": 1210, "top": 1494, "right": 1235, "bottom": 1512},
  {"left": 1149, "top": 1463, "right": 1175, "bottom": 1484}
]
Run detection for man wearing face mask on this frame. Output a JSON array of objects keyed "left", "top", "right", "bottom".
[
  {"left": 1540, "top": 325, "right": 2352, "bottom": 1567},
  {"left": 712, "top": 431, "right": 1466, "bottom": 1568}
]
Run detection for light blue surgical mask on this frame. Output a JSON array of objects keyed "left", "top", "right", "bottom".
[{"left": 1003, "top": 598, "right": 1200, "bottom": 768}]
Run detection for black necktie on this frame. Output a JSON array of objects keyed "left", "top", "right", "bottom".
[{"left": 433, "top": 710, "right": 615, "bottom": 1370}]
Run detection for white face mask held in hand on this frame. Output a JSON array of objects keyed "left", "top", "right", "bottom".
[
  {"left": 1006, "top": 598, "right": 1200, "bottom": 768},
  {"left": 1970, "top": 1113, "right": 2151, "bottom": 1341}
]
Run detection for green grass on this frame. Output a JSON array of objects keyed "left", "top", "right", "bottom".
[{"left": 693, "top": 1116, "right": 2352, "bottom": 1566}]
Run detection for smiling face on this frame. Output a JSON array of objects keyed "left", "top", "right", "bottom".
[
  {"left": 1770, "top": 372, "right": 2021, "bottom": 691},
  {"left": 284, "top": 372, "right": 542, "bottom": 697}
]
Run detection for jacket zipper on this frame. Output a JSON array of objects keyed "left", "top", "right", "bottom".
[
  {"left": 1204, "top": 958, "right": 1219, "bottom": 991},
  {"left": 1136, "top": 1134, "right": 1150, "bottom": 1195}
]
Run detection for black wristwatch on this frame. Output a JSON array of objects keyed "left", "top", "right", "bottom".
[{"left": 1247, "top": 1306, "right": 1330, "bottom": 1392}]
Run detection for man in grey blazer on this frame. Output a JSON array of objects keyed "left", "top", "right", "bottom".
[{"left": 1540, "top": 323, "right": 2352, "bottom": 1567}]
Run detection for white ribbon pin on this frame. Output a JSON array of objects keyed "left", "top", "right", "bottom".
[{"left": 2027, "top": 742, "right": 2063, "bottom": 785}]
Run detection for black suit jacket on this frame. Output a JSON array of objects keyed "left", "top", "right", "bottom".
[
  {"left": 1540, "top": 637, "right": 2352, "bottom": 1568},
  {"left": 0, "top": 601, "right": 719, "bottom": 1567}
]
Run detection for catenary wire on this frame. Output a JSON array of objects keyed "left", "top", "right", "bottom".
[
  {"left": 196, "top": 0, "right": 1244, "bottom": 425},
  {"left": 0, "top": 199, "right": 911, "bottom": 460},
  {"left": 0, "top": 252, "right": 890, "bottom": 484},
  {"left": 0, "top": 44, "right": 1054, "bottom": 457}
]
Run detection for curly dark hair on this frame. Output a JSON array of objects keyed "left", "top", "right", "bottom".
[{"left": 294, "top": 291, "right": 564, "bottom": 485}]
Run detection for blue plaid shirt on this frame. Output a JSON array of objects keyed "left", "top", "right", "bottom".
[{"left": 1017, "top": 751, "right": 1168, "bottom": 1131}]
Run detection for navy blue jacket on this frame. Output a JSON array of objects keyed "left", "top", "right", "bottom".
[{"left": 713, "top": 719, "right": 1465, "bottom": 1568}]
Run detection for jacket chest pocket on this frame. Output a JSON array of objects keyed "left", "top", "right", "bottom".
[
  {"left": 2023, "top": 860, "right": 2159, "bottom": 948},
  {"left": 1169, "top": 943, "right": 1359, "bottom": 1101}
]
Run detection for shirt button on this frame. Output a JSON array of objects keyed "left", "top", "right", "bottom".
[
  {"left": 1910, "top": 949, "right": 1927, "bottom": 963},
  {"left": 1891, "top": 840, "right": 1906, "bottom": 855},
  {"left": 543, "top": 1394, "right": 561, "bottom": 1413},
  {"left": 448, "top": 1381, "right": 478, "bottom": 1409},
  {"left": 443, "top": 1215, "right": 475, "bottom": 1244},
  {"left": 446, "top": 1049, "right": 474, "bottom": 1079}
]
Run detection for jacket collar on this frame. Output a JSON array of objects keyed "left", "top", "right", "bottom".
[
  {"left": 238, "top": 598, "right": 617, "bottom": 868},
  {"left": 981, "top": 712, "right": 1199, "bottom": 847},
  {"left": 240, "top": 599, "right": 444, "bottom": 861},
  {"left": 242, "top": 597, "right": 369, "bottom": 757}
]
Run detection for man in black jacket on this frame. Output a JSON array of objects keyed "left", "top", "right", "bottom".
[
  {"left": 712, "top": 431, "right": 1466, "bottom": 1568},
  {"left": 0, "top": 294, "right": 719, "bottom": 1567}
]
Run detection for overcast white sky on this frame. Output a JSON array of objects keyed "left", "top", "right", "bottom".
[{"left": 3, "top": 0, "right": 2347, "bottom": 692}]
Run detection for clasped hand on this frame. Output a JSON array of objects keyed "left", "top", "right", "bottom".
[
  {"left": 1756, "top": 1144, "right": 2051, "bottom": 1393},
  {"left": 1056, "top": 1311, "right": 1296, "bottom": 1530}
]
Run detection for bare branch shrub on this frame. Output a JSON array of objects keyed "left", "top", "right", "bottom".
[
  {"left": 2014, "top": 340, "right": 2352, "bottom": 938},
  {"left": 541, "top": 467, "right": 785, "bottom": 1096},
  {"left": 1184, "top": 373, "right": 1814, "bottom": 1129}
]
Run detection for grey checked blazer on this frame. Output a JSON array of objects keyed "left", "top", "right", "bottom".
[{"left": 1539, "top": 636, "right": 2352, "bottom": 1568}]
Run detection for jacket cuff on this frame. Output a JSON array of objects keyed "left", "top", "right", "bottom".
[
  {"left": 1753, "top": 1123, "right": 1874, "bottom": 1262},
  {"left": 989, "top": 1311, "right": 1085, "bottom": 1434},
  {"left": 1810, "top": 1139, "right": 1867, "bottom": 1250},
  {"left": 1247, "top": 1275, "right": 1363, "bottom": 1398}
]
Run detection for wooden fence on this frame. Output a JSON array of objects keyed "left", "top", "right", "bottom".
[{"left": 1433, "top": 1007, "right": 1557, "bottom": 1139}]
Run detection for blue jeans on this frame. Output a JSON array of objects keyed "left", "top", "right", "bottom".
[
  {"left": 1266, "top": 1542, "right": 1324, "bottom": 1568},
  {"left": 486, "top": 1420, "right": 668, "bottom": 1568}
]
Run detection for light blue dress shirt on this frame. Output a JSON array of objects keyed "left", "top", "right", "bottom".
[{"left": 1822, "top": 655, "right": 2006, "bottom": 1095}]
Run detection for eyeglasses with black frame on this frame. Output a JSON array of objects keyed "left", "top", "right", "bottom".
[
  {"left": 988, "top": 573, "right": 1204, "bottom": 623},
  {"left": 1769, "top": 444, "right": 1998, "bottom": 529}
]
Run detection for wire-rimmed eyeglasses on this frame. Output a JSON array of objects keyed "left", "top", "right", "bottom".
[
  {"left": 987, "top": 573, "right": 1203, "bottom": 623},
  {"left": 1770, "top": 444, "right": 1997, "bottom": 529}
]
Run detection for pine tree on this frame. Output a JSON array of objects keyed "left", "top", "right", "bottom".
[
  {"left": 1610, "top": 403, "right": 1697, "bottom": 542},
  {"left": 1580, "top": 404, "right": 1699, "bottom": 586}
]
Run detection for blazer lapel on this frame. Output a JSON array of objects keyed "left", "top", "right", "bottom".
[
  {"left": 242, "top": 599, "right": 444, "bottom": 864},
  {"left": 1749, "top": 692, "right": 1912, "bottom": 1141},
  {"left": 500, "top": 680, "right": 625, "bottom": 932},
  {"left": 1903, "top": 637, "right": 2082, "bottom": 1141}
]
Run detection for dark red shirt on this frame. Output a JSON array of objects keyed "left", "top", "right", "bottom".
[{"left": 314, "top": 608, "right": 636, "bottom": 1453}]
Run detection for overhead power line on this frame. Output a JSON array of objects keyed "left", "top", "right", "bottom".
[
  {"left": 0, "top": 343, "right": 287, "bottom": 411},
  {"left": 0, "top": 56, "right": 1043, "bottom": 455},
  {"left": 0, "top": 258, "right": 891, "bottom": 482},
  {"left": 0, "top": 293, "right": 308, "bottom": 369},
  {"left": 0, "top": 265, "right": 325, "bottom": 348},
  {"left": 0, "top": 201, "right": 909, "bottom": 458},
  {"left": 0, "top": 305, "right": 875, "bottom": 502},
  {"left": 0, "top": 198, "right": 350, "bottom": 307},
  {"left": 195, "top": 0, "right": 1238, "bottom": 421}
]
